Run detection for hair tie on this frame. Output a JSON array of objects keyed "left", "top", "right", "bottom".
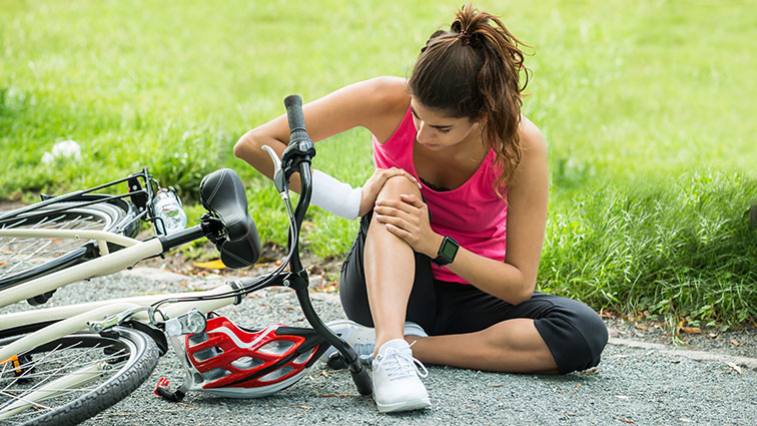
[{"left": 458, "top": 29, "right": 472, "bottom": 46}]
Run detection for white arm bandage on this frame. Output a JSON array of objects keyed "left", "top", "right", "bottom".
[{"left": 310, "top": 169, "right": 362, "bottom": 220}]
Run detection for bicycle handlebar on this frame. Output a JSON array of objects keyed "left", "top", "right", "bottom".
[{"left": 284, "top": 95, "right": 306, "bottom": 135}]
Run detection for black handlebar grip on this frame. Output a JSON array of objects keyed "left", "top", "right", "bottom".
[
  {"left": 350, "top": 366, "right": 373, "bottom": 396},
  {"left": 284, "top": 95, "right": 306, "bottom": 135}
]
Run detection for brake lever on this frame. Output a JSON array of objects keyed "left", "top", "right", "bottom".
[{"left": 261, "top": 145, "right": 287, "bottom": 195}]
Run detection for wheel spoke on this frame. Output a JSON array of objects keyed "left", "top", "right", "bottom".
[
  {"left": 0, "top": 388, "right": 53, "bottom": 413},
  {"left": 2, "top": 349, "right": 126, "bottom": 383},
  {"left": 0, "top": 337, "right": 136, "bottom": 423},
  {"left": 0, "top": 203, "right": 118, "bottom": 282}
]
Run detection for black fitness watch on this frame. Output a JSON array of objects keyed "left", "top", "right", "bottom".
[{"left": 432, "top": 236, "right": 459, "bottom": 266}]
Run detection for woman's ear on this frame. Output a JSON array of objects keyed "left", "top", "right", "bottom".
[{"left": 472, "top": 115, "right": 487, "bottom": 129}]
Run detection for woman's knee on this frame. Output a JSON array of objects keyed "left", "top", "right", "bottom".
[
  {"left": 535, "top": 298, "right": 608, "bottom": 374},
  {"left": 376, "top": 174, "right": 420, "bottom": 202}
]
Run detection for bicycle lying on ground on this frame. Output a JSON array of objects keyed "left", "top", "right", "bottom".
[{"left": 0, "top": 95, "right": 371, "bottom": 425}]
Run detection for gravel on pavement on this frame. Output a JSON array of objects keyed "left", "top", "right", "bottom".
[{"left": 2, "top": 268, "right": 755, "bottom": 425}]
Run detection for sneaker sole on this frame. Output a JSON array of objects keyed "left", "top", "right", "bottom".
[{"left": 376, "top": 397, "right": 431, "bottom": 413}]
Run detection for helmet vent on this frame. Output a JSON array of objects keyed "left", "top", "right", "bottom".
[
  {"left": 193, "top": 346, "right": 224, "bottom": 362},
  {"left": 259, "top": 340, "right": 295, "bottom": 356},
  {"left": 188, "top": 332, "right": 209, "bottom": 346},
  {"left": 231, "top": 356, "right": 264, "bottom": 370},
  {"left": 293, "top": 348, "right": 315, "bottom": 365},
  {"left": 203, "top": 368, "right": 231, "bottom": 382},
  {"left": 259, "top": 366, "right": 294, "bottom": 382}
]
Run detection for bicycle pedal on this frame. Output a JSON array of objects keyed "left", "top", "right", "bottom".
[{"left": 326, "top": 352, "right": 348, "bottom": 370}]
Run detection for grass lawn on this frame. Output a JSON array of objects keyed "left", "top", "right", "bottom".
[{"left": 1, "top": 0, "right": 755, "bottom": 326}]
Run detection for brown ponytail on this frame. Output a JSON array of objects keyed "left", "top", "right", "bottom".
[{"left": 409, "top": 3, "right": 530, "bottom": 196}]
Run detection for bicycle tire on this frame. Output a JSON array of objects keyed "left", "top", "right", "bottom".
[
  {"left": 0, "top": 196, "right": 137, "bottom": 290},
  {"left": 0, "top": 326, "right": 160, "bottom": 426}
]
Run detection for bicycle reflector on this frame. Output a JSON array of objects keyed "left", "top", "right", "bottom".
[{"left": 164, "top": 313, "right": 327, "bottom": 399}]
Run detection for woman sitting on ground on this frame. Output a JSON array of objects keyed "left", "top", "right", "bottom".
[{"left": 234, "top": 2, "right": 608, "bottom": 414}]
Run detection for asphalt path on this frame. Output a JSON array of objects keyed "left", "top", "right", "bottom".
[{"left": 2, "top": 269, "right": 755, "bottom": 425}]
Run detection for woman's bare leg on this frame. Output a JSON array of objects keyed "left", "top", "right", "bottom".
[
  {"left": 361, "top": 175, "right": 559, "bottom": 372},
  {"left": 364, "top": 175, "right": 422, "bottom": 352},
  {"left": 408, "top": 318, "right": 559, "bottom": 373}
]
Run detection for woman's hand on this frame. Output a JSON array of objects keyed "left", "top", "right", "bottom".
[
  {"left": 374, "top": 193, "right": 443, "bottom": 258},
  {"left": 359, "top": 168, "right": 420, "bottom": 216}
]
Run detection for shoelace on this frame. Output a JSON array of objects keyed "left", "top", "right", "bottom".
[{"left": 376, "top": 347, "right": 429, "bottom": 381}]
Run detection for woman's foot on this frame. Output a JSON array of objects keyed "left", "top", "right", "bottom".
[{"left": 371, "top": 339, "right": 431, "bottom": 413}]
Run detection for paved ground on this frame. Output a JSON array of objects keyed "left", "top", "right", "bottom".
[{"left": 2, "top": 269, "right": 755, "bottom": 425}]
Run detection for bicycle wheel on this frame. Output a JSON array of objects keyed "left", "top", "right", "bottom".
[
  {"left": 0, "top": 326, "right": 160, "bottom": 426},
  {"left": 0, "top": 197, "right": 135, "bottom": 290}
]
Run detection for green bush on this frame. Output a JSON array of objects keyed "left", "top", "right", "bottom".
[{"left": 541, "top": 172, "right": 757, "bottom": 325}]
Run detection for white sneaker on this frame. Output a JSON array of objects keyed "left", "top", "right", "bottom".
[
  {"left": 371, "top": 339, "right": 430, "bottom": 413},
  {"left": 322, "top": 319, "right": 428, "bottom": 363}
]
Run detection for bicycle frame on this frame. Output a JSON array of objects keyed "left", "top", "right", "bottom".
[
  {"left": 0, "top": 95, "right": 371, "bottom": 418},
  {"left": 0, "top": 224, "right": 315, "bottom": 412}
]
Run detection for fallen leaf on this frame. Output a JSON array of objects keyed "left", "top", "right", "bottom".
[
  {"left": 725, "top": 362, "right": 742, "bottom": 374},
  {"left": 576, "top": 367, "right": 600, "bottom": 376},
  {"left": 192, "top": 259, "right": 226, "bottom": 270},
  {"left": 620, "top": 418, "right": 636, "bottom": 424},
  {"left": 708, "top": 332, "right": 718, "bottom": 339},
  {"left": 680, "top": 326, "right": 701, "bottom": 334},
  {"left": 730, "top": 339, "right": 741, "bottom": 347}
]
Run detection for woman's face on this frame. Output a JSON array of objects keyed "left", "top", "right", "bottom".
[{"left": 410, "top": 97, "right": 481, "bottom": 151}]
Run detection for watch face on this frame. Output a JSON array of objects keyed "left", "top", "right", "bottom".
[{"left": 439, "top": 238, "right": 458, "bottom": 259}]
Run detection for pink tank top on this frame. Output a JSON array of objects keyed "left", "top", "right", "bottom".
[{"left": 372, "top": 106, "right": 508, "bottom": 284}]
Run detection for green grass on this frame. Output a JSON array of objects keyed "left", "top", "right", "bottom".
[
  {"left": 2, "top": 0, "right": 755, "bottom": 325},
  {"left": 543, "top": 172, "right": 756, "bottom": 326}
]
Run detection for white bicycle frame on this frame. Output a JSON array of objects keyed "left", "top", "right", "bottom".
[{"left": 0, "top": 227, "right": 239, "bottom": 413}]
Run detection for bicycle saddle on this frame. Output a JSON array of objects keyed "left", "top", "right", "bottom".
[{"left": 200, "top": 168, "right": 261, "bottom": 268}]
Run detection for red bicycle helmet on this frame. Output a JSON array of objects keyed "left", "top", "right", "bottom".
[{"left": 165, "top": 314, "right": 327, "bottom": 398}]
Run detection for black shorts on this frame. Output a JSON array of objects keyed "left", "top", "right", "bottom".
[{"left": 339, "top": 212, "right": 609, "bottom": 374}]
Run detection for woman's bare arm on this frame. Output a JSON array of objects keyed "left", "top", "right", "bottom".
[
  {"left": 234, "top": 77, "right": 408, "bottom": 191},
  {"left": 444, "top": 118, "right": 548, "bottom": 304}
]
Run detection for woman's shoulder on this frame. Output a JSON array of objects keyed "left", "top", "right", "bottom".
[
  {"left": 361, "top": 76, "right": 411, "bottom": 114},
  {"left": 517, "top": 115, "right": 547, "bottom": 154},
  {"left": 358, "top": 77, "right": 412, "bottom": 141},
  {"left": 511, "top": 116, "right": 547, "bottom": 177},
  {"left": 506, "top": 115, "right": 547, "bottom": 188}
]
